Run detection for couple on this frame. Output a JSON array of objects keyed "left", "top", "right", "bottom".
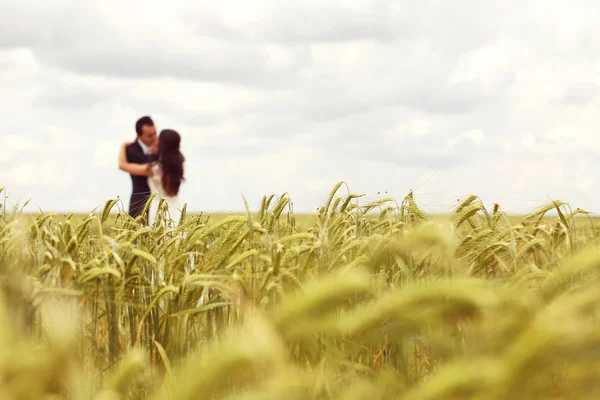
[{"left": 118, "top": 116, "right": 185, "bottom": 226}]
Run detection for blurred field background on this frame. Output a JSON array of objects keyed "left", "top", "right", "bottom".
[
  {"left": 2, "top": 183, "right": 600, "bottom": 399},
  {"left": 23, "top": 212, "right": 600, "bottom": 232}
]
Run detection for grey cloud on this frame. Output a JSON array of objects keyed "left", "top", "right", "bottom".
[
  {"left": 258, "top": 5, "right": 407, "bottom": 43},
  {"left": 303, "top": 100, "right": 371, "bottom": 122},
  {"left": 558, "top": 82, "right": 599, "bottom": 105},
  {"left": 306, "top": 120, "right": 481, "bottom": 169},
  {"left": 193, "top": 142, "right": 283, "bottom": 160},
  {"left": 0, "top": 0, "right": 517, "bottom": 89},
  {"left": 295, "top": 47, "right": 513, "bottom": 121},
  {"left": 394, "top": 81, "right": 491, "bottom": 115},
  {"left": 0, "top": 13, "right": 41, "bottom": 49},
  {"left": 38, "top": 44, "right": 288, "bottom": 88},
  {"left": 3, "top": 0, "right": 600, "bottom": 215},
  {"left": 0, "top": 2, "right": 302, "bottom": 87},
  {"left": 169, "top": 112, "right": 226, "bottom": 128},
  {"left": 169, "top": 100, "right": 476, "bottom": 169},
  {"left": 200, "top": 0, "right": 517, "bottom": 48},
  {"left": 0, "top": 29, "right": 35, "bottom": 49},
  {"left": 0, "top": 1, "right": 86, "bottom": 49},
  {"left": 360, "top": 134, "right": 493, "bottom": 169},
  {"left": 0, "top": 58, "right": 11, "bottom": 71},
  {"left": 0, "top": 0, "right": 519, "bottom": 102},
  {"left": 174, "top": 7, "right": 253, "bottom": 42},
  {"left": 295, "top": 79, "right": 497, "bottom": 121},
  {"left": 364, "top": 147, "right": 466, "bottom": 169},
  {"left": 189, "top": 19, "right": 251, "bottom": 42},
  {"left": 222, "top": 74, "right": 501, "bottom": 130},
  {"left": 33, "top": 87, "right": 110, "bottom": 109},
  {"left": 176, "top": 1, "right": 409, "bottom": 44}
]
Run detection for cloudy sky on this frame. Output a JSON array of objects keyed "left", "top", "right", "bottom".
[{"left": 2, "top": 0, "right": 600, "bottom": 215}]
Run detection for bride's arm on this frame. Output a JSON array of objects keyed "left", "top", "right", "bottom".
[{"left": 118, "top": 142, "right": 154, "bottom": 176}]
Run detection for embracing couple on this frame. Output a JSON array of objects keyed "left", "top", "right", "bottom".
[{"left": 118, "top": 116, "right": 185, "bottom": 226}]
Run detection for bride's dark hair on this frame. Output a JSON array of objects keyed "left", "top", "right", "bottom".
[{"left": 158, "top": 129, "right": 185, "bottom": 196}]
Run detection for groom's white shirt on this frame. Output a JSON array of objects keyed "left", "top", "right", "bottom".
[{"left": 137, "top": 139, "right": 152, "bottom": 156}]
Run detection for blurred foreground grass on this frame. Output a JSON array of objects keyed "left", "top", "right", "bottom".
[{"left": 2, "top": 184, "right": 600, "bottom": 399}]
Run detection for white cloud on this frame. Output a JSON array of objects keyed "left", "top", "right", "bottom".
[
  {"left": 10, "top": 48, "right": 36, "bottom": 67},
  {"left": 6, "top": 163, "right": 35, "bottom": 186},
  {"left": 94, "top": 142, "right": 119, "bottom": 169},
  {"left": 448, "top": 39, "right": 519, "bottom": 90},
  {"left": 388, "top": 118, "right": 433, "bottom": 138},
  {"left": 265, "top": 45, "right": 298, "bottom": 69},
  {"left": 447, "top": 129, "right": 486, "bottom": 149},
  {"left": 5, "top": 136, "right": 40, "bottom": 152},
  {"left": 463, "top": 129, "right": 486, "bottom": 145},
  {"left": 1, "top": 136, "right": 41, "bottom": 163},
  {"left": 1, "top": 0, "right": 600, "bottom": 215}
]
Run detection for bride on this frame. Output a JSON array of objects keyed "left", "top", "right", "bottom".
[{"left": 119, "top": 129, "right": 185, "bottom": 226}]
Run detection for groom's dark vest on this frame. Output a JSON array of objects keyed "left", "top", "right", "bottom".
[{"left": 125, "top": 141, "right": 158, "bottom": 221}]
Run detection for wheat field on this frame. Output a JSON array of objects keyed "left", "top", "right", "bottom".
[{"left": 1, "top": 183, "right": 600, "bottom": 399}]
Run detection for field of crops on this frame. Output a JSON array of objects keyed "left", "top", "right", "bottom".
[{"left": 2, "top": 182, "right": 600, "bottom": 399}]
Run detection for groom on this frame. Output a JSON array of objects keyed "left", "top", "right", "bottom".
[{"left": 125, "top": 116, "right": 158, "bottom": 221}]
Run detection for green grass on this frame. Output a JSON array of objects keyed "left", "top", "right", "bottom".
[
  {"left": 2, "top": 183, "right": 600, "bottom": 399},
  {"left": 21, "top": 211, "right": 600, "bottom": 232}
]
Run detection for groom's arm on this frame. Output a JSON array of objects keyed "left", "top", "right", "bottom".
[
  {"left": 120, "top": 142, "right": 152, "bottom": 176},
  {"left": 125, "top": 143, "right": 145, "bottom": 164}
]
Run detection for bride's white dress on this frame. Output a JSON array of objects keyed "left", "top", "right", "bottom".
[{"left": 147, "top": 163, "right": 181, "bottom": 226}]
